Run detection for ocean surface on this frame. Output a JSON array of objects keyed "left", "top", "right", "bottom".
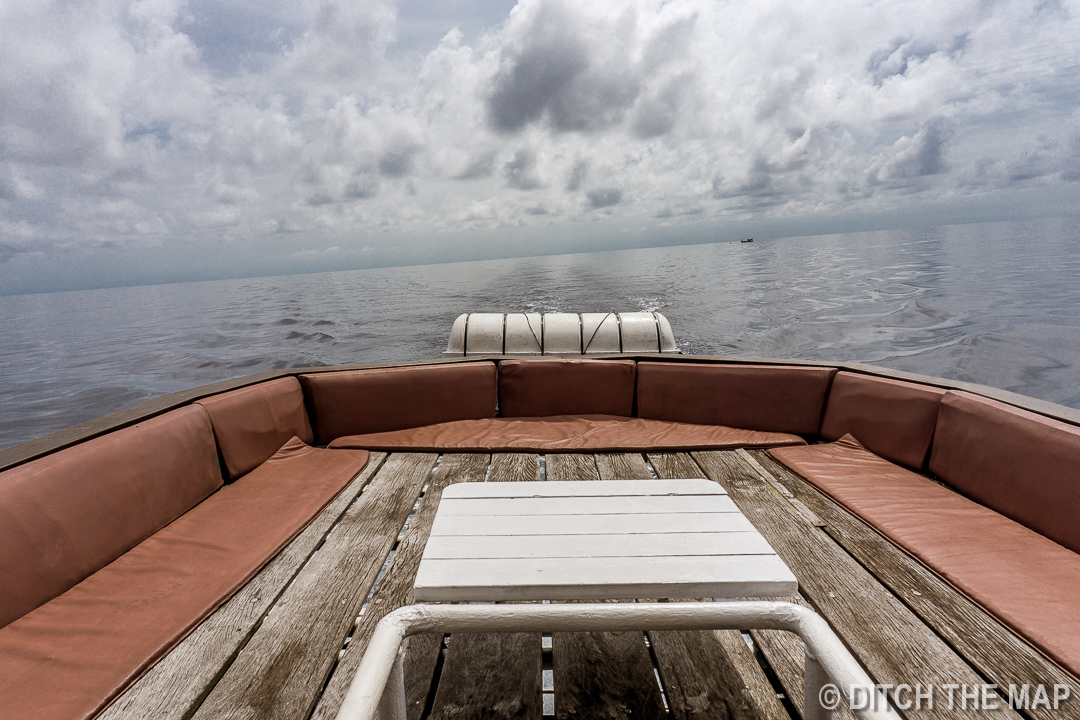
[{"left": 2, "top": 216, "right": 1079, "bottom": 451}]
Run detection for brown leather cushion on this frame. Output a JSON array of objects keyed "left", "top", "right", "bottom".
[
  {"left": 0, "top": 406, "right": 221, "bottom": 630},
  {"left": 0, "top": 439, "right": 369, "bottom": 720},
  {"left": 930, "top": 391, "right": 1080, "bottom": 554},
  {"left": 636, "top": 362, "right": 836, "bottom": 435},
  {"left": 328, "top": 414, "right": 806, "bottom": 452},
  {"left": 196, "top": 377, "right": 314, "bottom": 480},
  {"left": 819, "top": 372, "right": 946, "bottom": 470},
  {"left": 499, "top": 359, "right": 635, "bottom": 417},
  {"left": 300, "top": 362, "right": 498, "bottom": 444},
  {"left": 770, "top": 435, "right": 1080, "bottom": 677}
]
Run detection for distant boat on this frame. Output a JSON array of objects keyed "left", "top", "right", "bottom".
[{"left": 741, "top": 237, "right": 753, "bottom": 243}]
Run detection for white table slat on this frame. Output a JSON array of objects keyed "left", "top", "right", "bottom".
[
  {"left": 415, "top": 479, "right": 798, "bottom": 601},
  {"left": 413, "top": 555, "right": 797, "bottom": 602},
  {"left": 442, "top": 478, "right": 724, "bottom": 498},
  {"left": 422, "top": 531, "right": 776, "bottom": 560},
  {"left": 436, "top": 494, "right": 738, "bottom": 517},
  {"left": 428, "top": 512, "right": 757, "bottom": 537}
]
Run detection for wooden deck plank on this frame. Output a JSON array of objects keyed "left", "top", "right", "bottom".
[
  {"left": 648, "top": 452, "right": 706, "bottom": 480},
  {"left": 552, "top": 623, "right": 667, "bottom": 720},
  {"left": 551, "top": 453, "right": 666, "bottom": 720},
  {"left": 311, "top": 453, "right": 492, "bottom": 720},
  {"left": 190, "top": 452, "right": 438, "bottom": 720},
  {"left": 429, "top": 632, "right": 543, "bottom": 720},
  {"left": 491, "top": 452, "right": 542, "bottom": 483},
  {"left": 595, "top": 452, "right": 653, "bottom": 480},
  {"left": 646, "top": 452, "right": 792, "bottom": 720},
  {"left": 99, "top": 453, "right": 388, "bottom": 720},
  {"left": 427, "top": 452, "right": 544, "bottom": 720},
  {"left": 546, "top": 453, "right": 598, "bottom": 481},
  {"left": 693, "top": 450, "right": 1024, "bottom": 720},
  {"left": 750, "top": 450, "right": 1080, "bottom": 720}
]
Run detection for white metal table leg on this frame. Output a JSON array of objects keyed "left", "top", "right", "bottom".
[
  {"left": 376, "top": 648, "right": 406, "bottom": 720},
  {"left": 804, "top": 646, "right": 831, "bottom": 720}
]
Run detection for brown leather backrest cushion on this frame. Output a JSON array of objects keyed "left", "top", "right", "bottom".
[
  {"left": 499, "top": 359, "right": 635, "bottom": 417},
  {"left": 196, "top": 377, "right": 314, "bottom": 480},
  {"left": 820, "top": 372, "right": 946, "bottom": 471},
  {"left": 930, "top": 391, "right": 1080, "bottom": 554},
  {"left": 636, "top": 362, "right": 836, "bottom": 434},
  {"left": 0, "top": 405, "right": 222, "bottom": 629},
  {"left": 300, "top": 362, "right": 498, "bottom": 444}
]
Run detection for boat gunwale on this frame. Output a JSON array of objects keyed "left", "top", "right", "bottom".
[{"left": 3, "top": 353, "right": 1079, "bottom": 474}]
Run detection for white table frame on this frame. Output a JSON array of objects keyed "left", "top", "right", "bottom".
[{"left": 333, "top": 602, "right": 901, "bottom": 720}]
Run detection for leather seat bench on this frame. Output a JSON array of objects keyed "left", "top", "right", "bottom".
[
  {"left": 326, "top": 359, "right": 807, "bottom": 452},
  {"left": 769, "top": 380, "right": 1080, "bottom": 678},
  {"left": 0, "top": 378, "right": 370, "bottom": 720}
]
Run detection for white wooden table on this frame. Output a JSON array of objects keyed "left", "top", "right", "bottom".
[{"left": 413, "top": 479, "right": 798, "bottom": 601}]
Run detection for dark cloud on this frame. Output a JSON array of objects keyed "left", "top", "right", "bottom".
[
  {"left": 1007, "top": 152, "right": 1054, "bottom": 182},
  {"left": 631, "top": 74, "right": 691, "bottom": 138},
  {"left": 503, "top": 149, "right": 543, "bottom": 189},
  {"left": 378, "top": 148, "right": 418, "bottom": 177},
  {"left": 867, "top": 35, "right": 966, "bottom": 86},
  {"left": 306, "top": 190, "right": 336, "bottom": 206},
  {"left": 565, "top": 160, "right": 589, "bottom": 191},
  {"left": 454, "top": 151, "right": 497, "bottom": 180},
  {"left": 345, "top": 173, "right": 379, "bottom": 199},
  {"left": 586, "top": 187, "right": 621, "bottom": 208},
  {"left": 485, "top": 1, "right": 640, "bottom": 134},
  {"left": 712, "top": 172, "right": 781, "bottom": 201},
  {"left": 902, "top": 120, "right": 949, "bottom": 177},
  {"left": 123, "top": 123, "right": 173, "bottom": 148},
  {"left": 872, "top": 119, "right": 952, "bottom": 185}
]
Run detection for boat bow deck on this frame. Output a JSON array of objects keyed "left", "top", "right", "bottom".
[{"left": 99, "top": 450, "right": 1077, "bottom": 720}]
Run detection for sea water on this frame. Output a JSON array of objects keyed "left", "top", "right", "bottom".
[{"left": 2, "top": 216, "right": 1079, "bottom": 451}]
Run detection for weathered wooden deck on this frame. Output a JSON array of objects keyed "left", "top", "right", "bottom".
[{"left": 101, "top": 451, "right": 1080, "bottom": 720}]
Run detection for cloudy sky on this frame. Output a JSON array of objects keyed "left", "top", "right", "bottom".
[{"left": 1, "top": 0, "right": 1078, "bottom": 294}]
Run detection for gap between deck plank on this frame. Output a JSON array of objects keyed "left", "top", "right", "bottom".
[
  {"left": 693, "top": 450, "right": 1024, "bottom": 720},
  {"left": 98, "top": 453, "right": 388, "bottom": 720},
  {"left": 310, "top": 453, "right": 492, "bottom": 720},
  {"left": 425, "top": 453, "right": 544, "bottom": 720},
  {"left": 749, "top": 450, "right": 1080, "bottom": 720},
  {"left": 190, "top": 452, "right": 438, "bottom": 720},
  {"left": 647, "top": 451, "right": 793, "bottom": 720}
]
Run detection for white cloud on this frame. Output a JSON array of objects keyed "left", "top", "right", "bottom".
[{"left": 1, "top": 0, "right": 1079, "bottom": 291}]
